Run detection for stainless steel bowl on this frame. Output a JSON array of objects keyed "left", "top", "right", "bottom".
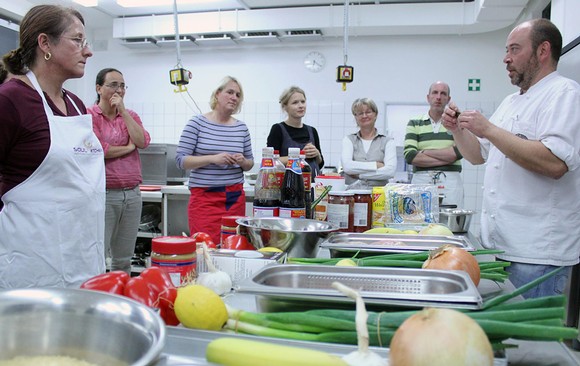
[
  {"left": 236, "top": 217, "right": 339, "bottom": 258},
  {"left": 0, "top": 288, "right": 166, "bottom": 366},
  {"left": 439, "top": 208, "right": 475, "bottom": 233}
]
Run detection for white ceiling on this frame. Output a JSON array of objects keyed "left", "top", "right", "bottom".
[
  {"left": 24, "top": 1, "right": 483, "bottom": 19},
  {"left": 1, "top": 0, "right": 550, "bottom": 46}
]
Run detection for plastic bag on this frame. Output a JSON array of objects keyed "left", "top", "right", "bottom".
[{"left": 384, "top": 183, "right": 439, "bottom": 224}]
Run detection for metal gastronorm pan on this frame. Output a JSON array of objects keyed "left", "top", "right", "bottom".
[
  {"left": 236, "top": 264, "right": 483, "bottom": 310},
  {"left": 319, "top": 232, "right": 475, "bottom": 256}
]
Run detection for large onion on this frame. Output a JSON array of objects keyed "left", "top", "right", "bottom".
[
  {"left": 389, "top": 308, "right": 494, "bottom": 366},
  {"left": 422, "top": 244, "right": 480, "bottom": 286}
]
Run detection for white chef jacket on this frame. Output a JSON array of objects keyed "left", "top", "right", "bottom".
[
  {"left": 479, "top": 71, "right": 580, "bottom": 266},
  {"left": 0, "top": 71, "right": 106, "bottom": 288}
]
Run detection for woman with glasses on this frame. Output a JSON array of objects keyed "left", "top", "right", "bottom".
[
  {"left": 88, "top": 68, "right": 151, "bottom": 274},
  {"left": 0, "top": 5, "right": 105, "bottom": 288},
  {"left": 341, "top": 98, "right": 397, "bottom": 187},
  {"left": 176, "top": 76, "right": 254, "bottom": 244}
]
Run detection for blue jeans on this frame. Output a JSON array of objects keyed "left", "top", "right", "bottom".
[{"left": 506, "top": 262, "right": 571, "bottom": 299}]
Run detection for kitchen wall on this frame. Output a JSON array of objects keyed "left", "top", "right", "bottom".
[{"left": 63, "top": 12, "right": 543, "bottom": 235}]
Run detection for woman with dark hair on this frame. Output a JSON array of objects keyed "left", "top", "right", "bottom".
[
  {"left": 0, "top": 5, "right": 104, "bottom": 288},
  {"left": 176, "top": 76, "right": 254, "bottom": 244},
  {"left": 88, "top": 68, "right": 150, "bottom": 274}
]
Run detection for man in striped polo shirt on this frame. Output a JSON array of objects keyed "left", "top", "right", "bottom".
[{"left": 403, "top": 81, "right": 463, "bottom": 207}]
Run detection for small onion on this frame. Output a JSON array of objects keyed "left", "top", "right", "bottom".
[
  {"left": 418, "top": 223, "right": 454, "bottom": 236},
  {"left": 422, "top": 244, "right": 480, "bottom": 286},
  {"left": 389, "top": 308, "right": 494, "bottom": 366}
]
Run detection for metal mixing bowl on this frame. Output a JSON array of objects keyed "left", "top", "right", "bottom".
[
  {"left": 0, "top": 288, "right": 166, "bottom": 366},
  {"left": 439, "top": 208, "right": 475, "bottom": 233},
  {"left": 236, "top": 217, "right": 339, "bottom": 258}
]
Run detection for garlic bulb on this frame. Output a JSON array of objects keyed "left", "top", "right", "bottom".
[{"left": 196, "top": 243, "right": 232, "bottom": 295}]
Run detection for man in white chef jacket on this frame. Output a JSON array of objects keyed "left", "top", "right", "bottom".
[{"left": 443, "top": 18, "right": 580, "bottom": 298}]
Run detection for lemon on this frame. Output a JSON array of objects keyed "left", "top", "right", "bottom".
[
  {"left": 403, "top": 230, "right": 418, "bottom": 235},
  {"left": 258, "top": 247, "right": 283, "bottom": 253},
  {"left": 174, "top": 285, "right": 228, "bottom": 331},
  {"left": 336, "top": 258, "right": 357, "bottom": 267}
]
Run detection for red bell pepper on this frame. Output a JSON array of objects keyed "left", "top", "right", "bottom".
[
  {"left": 80, "top": 271, "right": 130, "bottom": 295},
  {"left": 155, "top": 287, "right": 179, "bottom": 326},
  {"left": 124, "top": 275, "right": 158, "bottom": 307},
  {"left": 124, "top": 267, "right": 180, "bottom": 326},
  {"left": 191, "top": 231, "right": 217, "bottom": 249},
  {"left": 222, "top": 234, "right": 255, "bottom": 250}
]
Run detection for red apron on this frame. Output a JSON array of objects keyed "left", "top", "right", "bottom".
[{"left": 188, "top": 183, "right": 245, "bottom": 244}]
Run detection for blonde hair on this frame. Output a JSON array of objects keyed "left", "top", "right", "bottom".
[
  {"left": 351, "top": 98, "right": 378, "bottom": 116},
  {"left": 279, "top": 86, "right": 306, "bottom": 109},
  {"left": 209, "top": 76, "right": 244, "bottom": 114}
]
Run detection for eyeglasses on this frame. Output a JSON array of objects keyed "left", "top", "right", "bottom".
[
  {"left": 104, "top": 82, "right": 128, "bottom": 91},
  {"left": 63, "top": 36, "right": 90, "bottom": 49},
  {"left": 354, "top": 110, "right": 375, "bottom": 117}
]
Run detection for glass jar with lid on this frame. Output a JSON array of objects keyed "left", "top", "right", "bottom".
[
  {"left": 351, "top": 189, "right": 372, "bottom": 232},
  {"left": 327, "top": 191, "right": 354, "bottom": 232}
]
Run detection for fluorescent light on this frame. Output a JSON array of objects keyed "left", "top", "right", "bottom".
[
  {"left": 73, "top": 0, "right": 98, "bottom": 6},
  {"left": 116, "top": 0, "right": 218, "bottom": 7}
]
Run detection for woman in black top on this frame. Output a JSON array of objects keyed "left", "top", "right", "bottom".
[{"left": 266, "top": 86, "right": 324, "bottom": 177}]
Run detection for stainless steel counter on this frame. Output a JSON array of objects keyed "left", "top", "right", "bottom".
[
  {"left": 153, "top": 228, "right": 580, "bottom": 365},
  {"left": 153, "top": 271, "right": 580, "bottom": 366}
]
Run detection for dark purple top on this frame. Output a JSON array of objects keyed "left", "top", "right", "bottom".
[{"left": 0, "top": 78, "right": 87, "bottom": 209}]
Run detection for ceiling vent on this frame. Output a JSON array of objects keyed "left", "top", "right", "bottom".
[
  {"left": 279, "top": 29, "right": 323, "bottom": 43},
  {"left": 120, "top": 37, "right": 159, "bottom": 49},
  {"left": 156, "top": 35, "right": 197, "bottom": 48},
  {"left": 194, "top": 33, "right": 238, "bottom": 46},
  {"left": 238, "top": 31, "right": 281, "bottom": 44}
]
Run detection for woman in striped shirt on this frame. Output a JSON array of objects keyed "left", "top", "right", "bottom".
[{"left": 176, "top": 76, "right": 254, "bottom": 244}]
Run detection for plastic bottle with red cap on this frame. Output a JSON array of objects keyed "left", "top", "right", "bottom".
[
  {"left": 279, "top": 147, "right": 305, "bottom": 218},
  {"left": 299, "top": 149, "right": 312, "bottom": 219},
  {"left": 253, "top": 147, "right": 280, "bottom": 217}
]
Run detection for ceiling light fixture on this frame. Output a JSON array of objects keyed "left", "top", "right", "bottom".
[
  {"left": 116, "top": 0, "right": 218, "bottom": 7},
  {"left": 73, "top": 0, "right": 98, "bottom": 6}
]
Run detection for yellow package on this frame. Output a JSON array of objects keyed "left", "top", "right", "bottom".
[{"left": 372, "top": 186, "right": 386, "bottom": 228}]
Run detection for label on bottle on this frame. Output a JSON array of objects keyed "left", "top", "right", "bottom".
[
  {"left": 261, "top": 157, "right": 275, "bottom": 168},
  {"left": 302, "top": 172, "right": 311, "bottom": 190},
  {"left": 286, "top": 159, "right": 303, "bottom": 175},
  {"left": 253, "top": 206, "right": 280, "bottom": 217},
  {"left": 279, "top": 207, "right": 306, "bottom": 219},
  {"left": 327, "top": 203, "right": 350, "bottom": 229},
  {"left": 353, "top": 202, "right": 368, "bottom": 226}
]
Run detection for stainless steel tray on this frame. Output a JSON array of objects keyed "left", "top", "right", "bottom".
[
  {"left": 320, "top": 232, "right": 475, "bottom": 256},
  {"left": 155, "top": 326, "right": 507, "bottom": 366},
  {"left": 382, "top": 223, "right": 453, "bottom": 233},
  {"left": 236, "top": 264, "right": 483, "bottom": 310}
]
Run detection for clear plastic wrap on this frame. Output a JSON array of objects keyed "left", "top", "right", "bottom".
[{"left": 385, "top": 183, "right": 439, "bottom": 224}]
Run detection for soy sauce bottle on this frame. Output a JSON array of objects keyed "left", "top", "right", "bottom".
[
  {"left": 299, "top": 150, "right": 312, "bottom": 219},
  {"left": 279, "top": 147, "right": 305, "bottom": 219},
  {"left": 253, "top": 147, "right": 280, "bottom": 217}
]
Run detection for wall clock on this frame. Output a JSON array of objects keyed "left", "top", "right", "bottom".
[{"left": 304, "top": 51, "right": 326, "bottom": 73}]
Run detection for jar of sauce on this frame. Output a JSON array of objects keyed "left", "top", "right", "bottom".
[
  {"left": 327, "top": 191, "right": 354, "bottom": 232},
  {"left": 351, "top": 189, "right": 372, "bottom": 232},
  {"left": 220, "top": 215, "right": 246, "bottom": 245},
  {"left": 151, "top": 236, "right": 196, "bottom": 286}
]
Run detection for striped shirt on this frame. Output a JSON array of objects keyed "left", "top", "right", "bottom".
[
  {"left": 176, "top": 114, "right": 253, "bottom": 187},
  {"left": 403, "top": 113, "right": 462, "bottom": 172}
]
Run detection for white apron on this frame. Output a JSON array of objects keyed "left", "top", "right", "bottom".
[
  {"left": 0, "top": 71, "right": 106, "bottom": 288},
  {"left": 411, "top": 171, "right": 464, "bottom": 207}
]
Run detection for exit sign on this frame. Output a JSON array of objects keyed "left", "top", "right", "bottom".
[{"left": 468, "top": 79, "right": 481, "bottom": 91}]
